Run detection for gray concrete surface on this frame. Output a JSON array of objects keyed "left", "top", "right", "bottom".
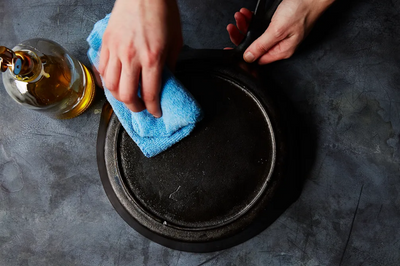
[{"left": 1, "top": 0, "right": 399, "bottom": 265}]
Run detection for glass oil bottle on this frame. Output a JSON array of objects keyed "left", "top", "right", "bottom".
[{"left": 0, "top": 38, "right": 95, "bottom": 119}]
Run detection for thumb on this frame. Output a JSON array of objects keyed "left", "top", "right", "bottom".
[{"left": 243, "top": 27, "right": 283, "bottom": 63}]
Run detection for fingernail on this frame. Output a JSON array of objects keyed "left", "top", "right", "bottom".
[
  {"left": 154, "top": 111, "right": 162, "bottom": 118},
  {"left": 244, "top": 51, "right": 255, "bottom": 63}
]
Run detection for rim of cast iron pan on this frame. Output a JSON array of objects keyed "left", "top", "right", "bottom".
[
  {"left": 96, "top": 53, "right": 288, "bottom": 252},
  {"left": 96, "top": 0, "right": 285, "bottom": 252}
]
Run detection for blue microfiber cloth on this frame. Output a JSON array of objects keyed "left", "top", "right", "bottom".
[{"left": 87, "top": 14, "right": 203, "bottom": 157}]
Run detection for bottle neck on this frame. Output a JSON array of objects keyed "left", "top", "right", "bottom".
[
  {"left": 0, "top": 47, "right": 42, "bottom": 82},
  {"left": 13, "top": 50, "right": 42, "bottom": 82}
]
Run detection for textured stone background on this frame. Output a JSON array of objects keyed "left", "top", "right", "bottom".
[{"left": 1, "top": 0, "right": 399, "bottom": 265}]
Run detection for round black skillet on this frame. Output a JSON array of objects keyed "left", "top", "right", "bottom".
[{"left": 96, "top": 0, "right": 297, "bottom": 252}]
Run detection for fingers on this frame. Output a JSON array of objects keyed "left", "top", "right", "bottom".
[
  {"left": 99, "top": 38, "right": 145, "bottom": 112},
  {"left": 239, "top": 8, "right": 253, "bottom": 21},
  {"left": 101, "top": 55, "right": 161, "bottom": 116},
  {"left": 102, "top": 53, "right": 162, "bottom": 116},
  {"left": 234, "top": 12, "right": 248, "bottom": 34},
  {"left": 103, "top": 53, "right": 122, "bottom": 92},
  {"left": 227, "top": 8, "right": 253, "bottom": 46},
  {"left": 141, "top": 66, "right": 162, "bottom": 118},
  {"left": 235, "top": 9, "right": 252, "bottom": 33},
  {"left": 227, "top": 24, "right": 244, "bottom": 46},
  {"left": 243, "top": 24, "right": 287, "bottom": 63},
  {"left": 118, "top": 64, "right": 145, "bottom": 112}
]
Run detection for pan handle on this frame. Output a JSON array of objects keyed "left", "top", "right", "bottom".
[{"left": 235, "top": 0, "right": 283, "bottom": 55}]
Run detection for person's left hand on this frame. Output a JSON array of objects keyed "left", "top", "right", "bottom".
[{"left": 227, "top": 0, "right": 335, "bottom": 64}]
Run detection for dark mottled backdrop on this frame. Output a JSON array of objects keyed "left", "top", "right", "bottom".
[{"left": 0, "top": 0, "right": 399, "bottom": 265}]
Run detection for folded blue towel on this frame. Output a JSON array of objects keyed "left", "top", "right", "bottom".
[{"left": 87, "top": 14, "right": 203, "bottom": 157}]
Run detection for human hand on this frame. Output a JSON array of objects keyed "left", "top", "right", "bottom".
[
  {"left": 99, "top": 0, "right": 183, "bottom": 117},
  {"left": 227, "top": 0, "right": 335, "bottom": 64}
]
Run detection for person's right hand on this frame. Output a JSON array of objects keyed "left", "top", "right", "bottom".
[{"left": 98, "top": 0, "right": 183, "bottom": 118}]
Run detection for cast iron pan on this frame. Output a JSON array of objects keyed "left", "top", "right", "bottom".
[{"left": 97, "top": 0, "right": 290, "bottom": 252}]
